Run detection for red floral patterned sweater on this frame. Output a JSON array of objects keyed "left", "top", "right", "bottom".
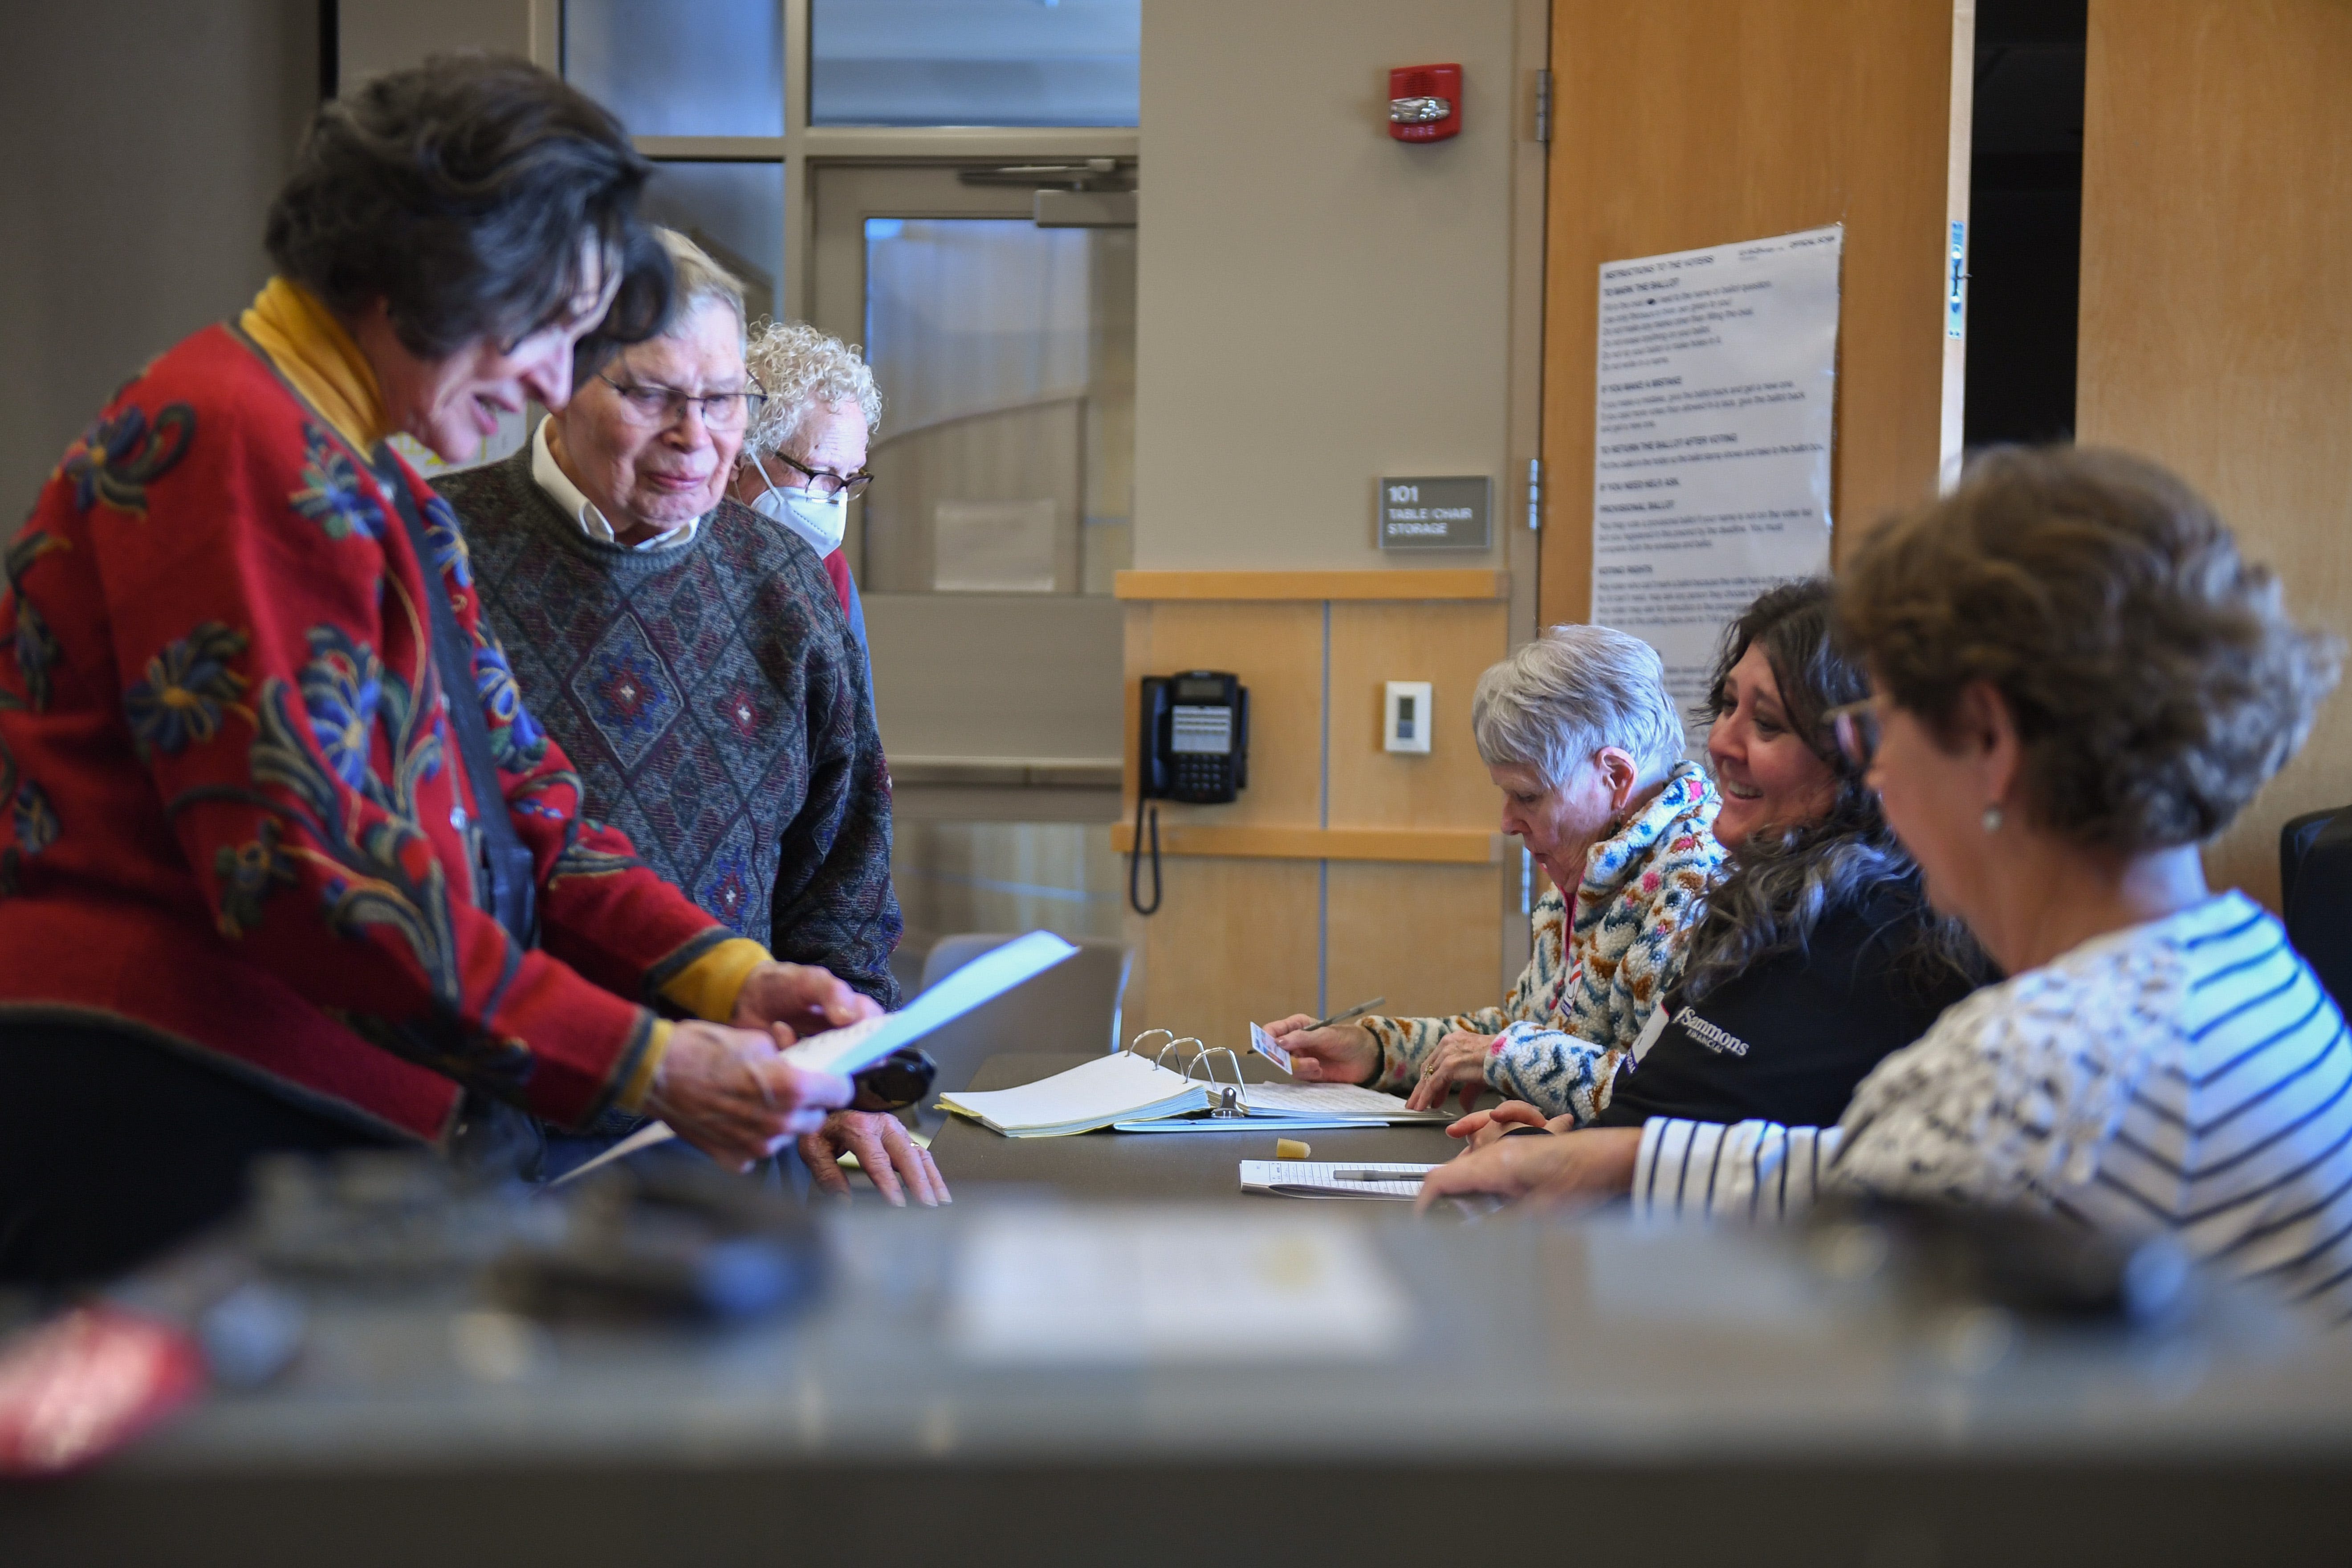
[{"left": 0, "top": 324, "right": 742, "bottom": 1143}]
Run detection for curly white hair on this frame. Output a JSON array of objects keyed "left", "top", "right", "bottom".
[{"left": 740, "top": 319, "right": 884, "bottom": 461}]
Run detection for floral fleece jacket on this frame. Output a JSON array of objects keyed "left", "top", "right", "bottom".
[{"left": 1363, "top": 761, "right": 1724, "bottom": 1124}]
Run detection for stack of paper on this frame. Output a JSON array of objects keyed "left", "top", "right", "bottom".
[{"left": 938, "top": 1054, "right": 1453, "bottom": 1138}]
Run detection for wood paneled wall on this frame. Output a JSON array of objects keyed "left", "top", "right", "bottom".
[
  {"left": 1115, "top": 576, "right": 1515, "bottom": 1049},
  {"left": 2076, "top": 0, "right": 2352, "bottom": 910},
  {"left": 1538, "top": 0, "right": 1967, "bottom": 623}
]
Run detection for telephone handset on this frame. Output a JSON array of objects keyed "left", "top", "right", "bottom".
[{"left": 1130, "top": 671, "right": 1249, "bottom": 915}]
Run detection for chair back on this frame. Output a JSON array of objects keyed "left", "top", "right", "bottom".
[
  {"left": 2283, "top": 806, "right": 2352, "bottom": 1013},
  {"left": 912, "top": 933, "right": 1134, "bottom": 1127}
]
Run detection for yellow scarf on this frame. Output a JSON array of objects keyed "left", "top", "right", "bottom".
[{"left": 239, "top": 277, "right": 390, "bottom": 454}]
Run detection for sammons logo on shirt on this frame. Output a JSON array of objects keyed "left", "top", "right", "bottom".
[{"left": 1681, "top": 1014, "right": 1751, "bottom": 1058}]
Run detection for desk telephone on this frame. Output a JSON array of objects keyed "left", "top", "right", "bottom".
[{"left": 1129, "top": 671, "right": 1249, "bottom": 915}]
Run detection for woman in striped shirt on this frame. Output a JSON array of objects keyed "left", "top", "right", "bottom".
[{"left": 1423, "top": 448, "right": 2352, "bottom": 1320}]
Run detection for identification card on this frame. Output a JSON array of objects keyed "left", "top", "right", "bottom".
[{"left": 1249, "top": 1022, "right": 1295, "bottom": 1075}]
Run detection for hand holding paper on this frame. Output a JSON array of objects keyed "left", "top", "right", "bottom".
[
  {"left": 645, "top": 1021, "right": 854, "bottom": 1172},
  {"left": 555, "top": 933, "right": 1080, "bottom": 1185},
  {"left": 732, "top": 959, "right": 885, "bottom": 1042}
]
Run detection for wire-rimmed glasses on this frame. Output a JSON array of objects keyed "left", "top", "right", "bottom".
[{"left": 595, "top": 372, "right": 767, "bottom": 434}]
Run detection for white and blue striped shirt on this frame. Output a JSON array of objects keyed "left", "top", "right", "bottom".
[{"left": 1631, "top": 892, "right": 2352, "bottom": 1321}]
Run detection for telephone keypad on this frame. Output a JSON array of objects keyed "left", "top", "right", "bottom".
[{"left": 1172, "top": 755, "right": 1233, "bottom": 801}]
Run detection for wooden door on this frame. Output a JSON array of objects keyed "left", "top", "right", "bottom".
[
  {"left": 1538, "top": 0, "right": 1971, "bottom": 623},
  {"left": 2075, "top": 0, "right": 2352, "bottom": 909}
]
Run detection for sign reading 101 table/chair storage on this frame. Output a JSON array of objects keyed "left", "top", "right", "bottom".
[{"left": 1377, "top": 476, "right": 1491, "bottom": 550}]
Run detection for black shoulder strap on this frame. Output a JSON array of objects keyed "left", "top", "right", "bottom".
[{"left": 376, "top": 458, "right": 538, "bottom": 949}]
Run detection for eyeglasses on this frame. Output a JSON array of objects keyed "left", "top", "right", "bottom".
[
  {"left": 770, "top": 449, "right": 873, "bottom": 502},
  {"left": 1824, "top": 698, "right": 1885, "bottom": 771},
  {"left": 596, "top": 373, "right": 767, "bottom": 433}
]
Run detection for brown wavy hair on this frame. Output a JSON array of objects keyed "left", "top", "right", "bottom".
[{"left": 1837, "top": 446, "right": 2340, "bottom": 851}]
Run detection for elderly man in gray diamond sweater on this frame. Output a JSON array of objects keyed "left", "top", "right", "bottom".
[{"left": 435, "top": 230, "right": 943, "bottom": 1205}]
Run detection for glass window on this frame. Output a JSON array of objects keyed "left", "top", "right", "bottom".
[
  {"left": 640, "top": 162, "right": 785, "bottom": 327},
  {"left": 859, "top": 217, "right": 1133, "bottom": 595},
  {"left": 810, "top": 0, "right": 1140, "bottom": 127},
  {"left": 563, "top": 0, "right": 784, "bottom": 138},
  {"left": 892, "top": 822, "right": 1126, "bottom": 951}
]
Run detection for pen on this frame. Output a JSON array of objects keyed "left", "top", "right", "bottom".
[
  {"left": 1306, "top": 996, "right": 1385, "bottom": 1031},
  {"left": 1334, "top": 1169, "right": 1426, "bottom": 1182}
]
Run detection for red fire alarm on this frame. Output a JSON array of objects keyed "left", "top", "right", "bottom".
[{"left": 1388, "top": 63, "right": 1462, "bottom": 143}]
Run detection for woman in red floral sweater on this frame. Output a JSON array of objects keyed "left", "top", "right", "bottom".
[{"left": 0, "top": 58, "right": 875, "bottom": 1287}]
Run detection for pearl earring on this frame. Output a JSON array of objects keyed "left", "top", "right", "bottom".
[{"left": 1981, "top": 805, "right": 2005, "bottom": 834}]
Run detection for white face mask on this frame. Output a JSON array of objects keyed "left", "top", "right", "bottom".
[{"left": 751, "top": 467, "right": 848, "bottom": 556}]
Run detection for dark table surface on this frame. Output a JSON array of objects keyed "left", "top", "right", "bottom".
[{"left": 927, "top": 1051, "right": 1469, "bottom": 1199}]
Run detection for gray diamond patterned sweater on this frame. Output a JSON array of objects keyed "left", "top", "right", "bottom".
[{"left": 434, "top": 448, "right": 901, "bottom": 1008}]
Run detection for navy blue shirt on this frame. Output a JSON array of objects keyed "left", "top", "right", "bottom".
[{"left": 1599, "top": 884, "right": 1982, "bottom": 1131}]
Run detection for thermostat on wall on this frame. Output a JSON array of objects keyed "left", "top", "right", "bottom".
[{"left": 1384, "top": 682, "right": 1433, "bottom": 754}]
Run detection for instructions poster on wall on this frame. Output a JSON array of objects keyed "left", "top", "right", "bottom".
[{"left": 1590, "top": 224, "right": 1842, "bottom": 711}]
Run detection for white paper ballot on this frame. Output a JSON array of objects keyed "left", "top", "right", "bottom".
[
  {"left": 783, "top": 930, "right": 1078, "bottom": 1075},
  {"left": 551, "top": 931, "right": 1078, "bottom": 1184}
]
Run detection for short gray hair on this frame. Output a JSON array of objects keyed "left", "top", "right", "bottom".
[
  {"left": 739, "top": 319, "right": 883, "bottom": 461},
  {"left": 1471, "top": 624, "right": 1686, "bottom": 790},
  {"left": 653, "top": 227, "right": 745, "bottom": 347}
]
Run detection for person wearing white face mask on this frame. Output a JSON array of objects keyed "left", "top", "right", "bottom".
[{"left": 728, "top": 321, "right": 881, "bottom": 695}]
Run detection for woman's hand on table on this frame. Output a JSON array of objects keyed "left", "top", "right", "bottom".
[
  {"left": 732, "top": 961, "right": 884, "bottom": 1042},
  {"left": 1406, "top": 1030, "right": 1499, "bottom": 1113},
  {"left": 1262, "top": 1016, "right": 1380, "bottom": 1085},
  {"left": 647, "top": 1021, "right": 854, "bottom": 1172},
  {"left": 1414, "top": 1126, "right": 1643, "bottom": 1214},
  {"left": 1445, "top": 1099, "right": 1576, "bottom": 1149},
  {"left": 801, "top": 1111, "right": 951, "bottom": 1207}
]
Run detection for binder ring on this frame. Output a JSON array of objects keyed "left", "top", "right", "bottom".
[
  {"left": 1127, "top": 1027, "right": 1176, "bottom": 1060},
  {"left": 1183, "top": 1045, "right": 1250, "bottom": 1115},
  {"left": 1155, "top": 1036, "right": 1206, "bottom": 1074}
]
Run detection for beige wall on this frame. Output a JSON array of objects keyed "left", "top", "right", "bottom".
[
  {"left": 0, "top": 1, "right": 317, "bottom": 516},
  {"left": 1135, "top": 0, "right": 1527, "bottom": 573},
  {"left": 338, "top": 0, "right": 538, "bottom": 86}
]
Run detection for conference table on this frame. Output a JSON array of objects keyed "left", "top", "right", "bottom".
[
  {"left": 925, "top": 1050, "right": 1468, "bottom": 1199},
  {"left": 13, "top": 1056, "right": 2352, "bottom": 1567}
]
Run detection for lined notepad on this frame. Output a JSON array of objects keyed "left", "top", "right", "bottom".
[{"left": 1239, "top": 1161, "right": 1441, "bottom": 1200}]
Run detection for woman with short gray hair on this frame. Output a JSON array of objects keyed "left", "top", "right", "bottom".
[{"left": 1267, "top": 623, "right": 1726, "bottom": 1122}]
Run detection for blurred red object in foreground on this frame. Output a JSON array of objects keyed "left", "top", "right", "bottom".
[{"left": 0, "top": 1305, "right": 205, "bottom": 1476}]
